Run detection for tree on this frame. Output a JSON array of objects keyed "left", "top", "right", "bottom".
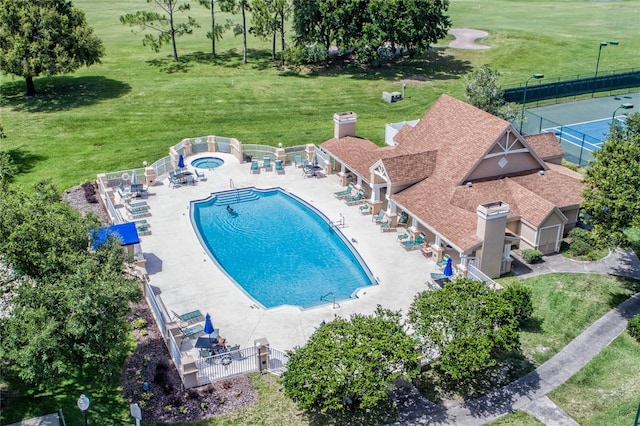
[
  {"left": 581, "top": 113, "right": 640, "bottom": 247},
  {"left": 408, "top": 279, "right": 521, "bottom": 394},
  {"left": 290, "top": 0, "right": 451, "bottom": 65},
  {"left": 282, "top": 306, "right": 420, "bottom": 414},
  {"left": 121, "top": 0, "right": 200, "bottom": 62},
  {"left": 220, "top": 0, "right": 252, "bottom": 64},
  {"left": 0, "top": 0, "right": 104, "bottom": 96},
  {"left": 0, "top": 183, "right": 141, "bottom": 388},
  {"left": 464, "top": 65, "right": 517, "bottom": 121},
  {"left": 198, "top": 0, "right": 228, "bottom": 59},
  {"left": 0, "top": 152, "right": 18, "bottom": 190},
  {"left": 291, "top": 0, "right": 336, "bottom": 50},
  {"left": 252, "top": 0, "right": 291, "bottom": 64}
]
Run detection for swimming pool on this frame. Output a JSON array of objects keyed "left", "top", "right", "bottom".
[
  {"left": 190, "top": 188, "right": 376, "bottom": 309},
  {"left": 191, "top": 157, "right": 225, "bottom": 169}
]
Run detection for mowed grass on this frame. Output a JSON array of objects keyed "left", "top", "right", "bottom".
[
  {"left": 497, "top": 273, "right": 640, "bottom": 425},
  {"left": 1, "top": 0, "right": 640, "bottom": 190}
]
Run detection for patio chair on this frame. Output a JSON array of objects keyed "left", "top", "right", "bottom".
[
  {"left": 397, "top": 211, "right": 409, "bottom": 227},
  {"left": 344, "top": 189, "right": 365, "bottom": 206},
  {"left": 168, "top": 170, "right": 180, "bottom": 188},
  {"left": 397, "top": 232, "right": 409, "bottom": 241},
  {"left": 359, "top": 203, "right": 372, "bottom": 215},
  {"left": 171, "top": 309, "right": 203, "bottom": 324},
  {"left": 401, "top": 233, "right": 425, "bottom": 251},
  {"left": 334, "top": 182, "right": 355, "bottom": 198},
  {"left": 262, "top": 156, "right": 272, "bottom": 171},
  {"left": 117, "top": 183, "right": 130, "bottom": 202},
  {"left": 195, "top": 169, "right": 206, "bottom": 181},
  {"left": 275, "top": 159, "right": 284, "bottom": 174},
  {"left": 436, "top": 254, "right": 452, "bottom": 269},
  {"left": 380, "top": 218, "right": 396, "bottom": 232},
  {"left": 250, "top": 159, "right": 260, "bottom": 174},
  {"left": 303, "top": 167, "right": 316, "bottom": 179},
  {"left": 295, "top": 155, "right": 303, "bottom": 168},
  {"left": 372, "top": 209, "right": 386, "bottom": 223},
  {"left": 179, "top": 323, "right": 204, "bottom": 343}
]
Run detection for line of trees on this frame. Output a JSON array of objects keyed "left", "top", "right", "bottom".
[{"left": 0, "top": 0, "right": 451, "bottom": 95}]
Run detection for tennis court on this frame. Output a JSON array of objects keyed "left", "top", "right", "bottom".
[{"left": 543, "top": 116, "right": 626, "bottom": 153}]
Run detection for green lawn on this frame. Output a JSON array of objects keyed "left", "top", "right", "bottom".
[{"left": 2, "top": 0, "right": 639, "bottom": 190}]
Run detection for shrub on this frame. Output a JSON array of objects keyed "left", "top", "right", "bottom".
[
  {"left": 131, "top": 317, "right": 147, "bottom": 330},
  {"left": 501, "top": 284, "right": 534, "bottom": 326},
  {"left": 568, "top": 239, "right": 591, "bottom": 257},
  {"left": 628, "top": 314, "right": 640, "bottom": 341},
  {"left": 522, "top": 249, "right": 543, "bottom": 264},
  {"left": 81, "top": 181, "right": 98, "bottom": 203}
]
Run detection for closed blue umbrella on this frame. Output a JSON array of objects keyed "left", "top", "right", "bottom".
[
  {"left": 443, "top": 257, "right": 453, "bottom": 277},
  {"left": 131, "top": 169, "right": 138, "bottom": 185},
  {"left": 178, "top": 154, "right": 185, "bottom": 170},
  {"left": 203, "top": 312, "right": 215, "bottom": 345}
]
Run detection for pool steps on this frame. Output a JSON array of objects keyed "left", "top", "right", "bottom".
[{"left": 212, "top": 189, "right": 259, "bottom": 205}]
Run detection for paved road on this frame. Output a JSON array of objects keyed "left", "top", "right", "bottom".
[{"left": 389, "top": 248, "right": 640, "bottom": 425}]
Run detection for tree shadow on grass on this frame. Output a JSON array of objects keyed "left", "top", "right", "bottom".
[
  {"left": 298, "top": 47, "right": 472, "bottom": 82},
  {"left": 2, "top": 147, "right": 46, "bottom": 179},
  {"left": 0, "top": 76, "right": 131, "bottom": 113},
  {"left": 302, "top": 396, "right": 398, "bottom": 426}
]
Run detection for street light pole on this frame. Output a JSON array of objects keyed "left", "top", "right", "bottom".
[
  {"left": 77, "top": 394, "right": 90, "bottom": 426},
  {"left": 593, "top": 40, "right": 619, "bottom": 97},
  {"left": 519, "top": 73, "right": 544, "bottom": 134},
  {"left": 612, "top": 103, "right": 634, "bottom": 122}
]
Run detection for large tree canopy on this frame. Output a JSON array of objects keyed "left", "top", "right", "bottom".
[
  {"left": 0, "top": 0, "right": 104, "bottom": 96},
  {"left": 291, "top": 0, "right": 450, "bottom": 64},
  {"left": 0, "top": 182, "right": 141, "bottom": 388},
  {"left": 581, "top": 112, "right": 640, "bottom": 247},
  {"left": 282, "top": 306, "right": 420, "bottom": 414},
  {"left": 408, "top": 279, "right": 521, "bottom": 394}
]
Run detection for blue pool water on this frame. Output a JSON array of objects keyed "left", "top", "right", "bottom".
[
  {"left": 191, "top": 157, "right": 224, "bottom": 169},
  {"left": 190, "top": 188, "right": 375, "bottom": 309}
]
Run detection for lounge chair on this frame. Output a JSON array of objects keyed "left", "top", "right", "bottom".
[
  {"left": 171, "top": 309, "right": 203, "bottom": 324},
  {"left": 437, "top": 254, "right": 452, "bottom": 269},
  {"left": 397, "top": 232, "right": 409, "bottom": 241},
  {"left": 195, "top": 169, "right": 206, "bottom": 181},
  {"left": 295, "top": 155, "right": 303, "bottom": 168},
  {"left": 250, "top": 159, "right": 260, "bottom": 174},
  {"left": 344, "top": 190, "right": 365, "bottom": 206},
  {"left": 334, "top": 182, "right": 355, "bottom": 198},
  {"left": 275, "top": 159, "right": 284, "bottom": 174},
  {"left": 401, "top": 233, "right": 425, "bottom": 251},
  {"left": 372, "top": 209, "right": 386, "bottom": 223},
  {"left": 379, "top": 218, "right": 393, "bottom": 232},
  {"left": 262, "top": 156, "right": 272, "bottom": 171},
  {"left": 117, "top": 183, "right": 130, "bottom": 202},
  {"left": 359, "top": 203, "right": 372, "bottom": 215},
  {"left": 397, "top": 211, "right": 409, "bottom": 227},
  {"left": 179, "top": 323, "right": 204, "bottom": 343},
  {"left": 127, "top": 200, "right": 148, "bottom": 209}
]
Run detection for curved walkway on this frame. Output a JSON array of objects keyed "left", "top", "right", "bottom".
[{"left": 390, "top": 248, "right": 640, "bottom": 425}]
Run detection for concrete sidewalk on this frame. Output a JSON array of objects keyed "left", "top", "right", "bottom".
[{"left": 390, "top": 248, "right": 640, "bottom": 425}]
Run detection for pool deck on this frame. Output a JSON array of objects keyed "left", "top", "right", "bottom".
[{"left": 125, "top": 153, "right": 440, "bottom": 353}]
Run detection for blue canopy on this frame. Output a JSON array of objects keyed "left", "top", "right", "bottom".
[
  {"left": 91, "top": 222, "right": 140, "bottom": 249},
  {"left": 443, "top": 257, "right": 453, "bottom": 277}
]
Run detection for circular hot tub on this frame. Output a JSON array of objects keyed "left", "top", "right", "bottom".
[{"left": 191, "top": 157, "right": 225, "bottom": 170}]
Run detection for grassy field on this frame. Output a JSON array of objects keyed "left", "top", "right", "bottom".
[{"left": 1, "top": 0, "right": 639, "bottom": 190}]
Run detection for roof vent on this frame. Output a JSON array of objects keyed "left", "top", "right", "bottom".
[
  {"left": 466, "top": 182, "right": 473, "bottom": 187},
  {"left": 538, "top": 170, "right": 545, "bottom": 176}
]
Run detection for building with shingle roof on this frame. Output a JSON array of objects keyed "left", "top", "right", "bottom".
[{"left": 320, "top": 94, "right": 583, "bottom": 278}]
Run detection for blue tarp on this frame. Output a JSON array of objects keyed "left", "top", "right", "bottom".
[{"left": 91, "top": 222, "right": 140, "bottom": 249}]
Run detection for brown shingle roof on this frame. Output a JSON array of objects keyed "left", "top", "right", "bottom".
[
  {"left": 380, "top": 152, "right": 437, "bottom": 185},
  {"left": 525, "top": 133, "right": 565, "bottom": 161}
]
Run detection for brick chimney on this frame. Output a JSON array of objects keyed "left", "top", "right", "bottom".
[{"left": 333, "top": 112, "right": 357, "bottom": 140}]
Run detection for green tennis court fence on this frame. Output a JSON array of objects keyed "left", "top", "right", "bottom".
[
  {"left": 523, "top": 111, "right": 597, "bottom": 166},
  {"left": 504, "top": 68, "right": 640, "bottom": 104}
]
